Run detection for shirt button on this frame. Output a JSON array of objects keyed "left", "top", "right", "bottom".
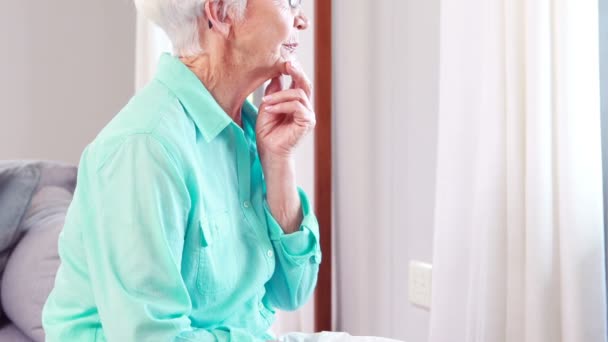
[
  {"left": 267, "top": 249, "right": 274, "bottom": 258},
  {"left": 243, "top": 201, "right": 251, "bottom": 208}
]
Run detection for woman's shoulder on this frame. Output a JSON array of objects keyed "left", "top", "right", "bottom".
[
  {"left": 99, "top": 81, "right": 191, "bottom": 140},
  {"left": 80, "top": 133, "right": 180, "bottom": 176},
  {"left": 81, "top": 84, "right": 196, "bottom": 174}
]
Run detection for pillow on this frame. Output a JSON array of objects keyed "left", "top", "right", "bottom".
[
  {"left": 0, "top": 161, "right": 76, "bottom": 278},
  {"left": 0, "top": 163, "right": 40, "bottom": 276},
  {"left": 33, "top": 162, "right": 77, "bottom": 194},
  {"left": 1, "top": 186, "right": 73, "bottom": 342},
  {"left": 0, "top": 323, "right": 34, "bottom": 342}
]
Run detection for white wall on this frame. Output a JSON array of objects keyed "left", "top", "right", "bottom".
[
  {"left": 601, "top": 0, "right": 608, "bottom": 240},
  {"left": 0, "top": 1, "right": 136, "bottom": 164},
  {"left": 333, "top": 1, "right": 440, "bottom": 341}
]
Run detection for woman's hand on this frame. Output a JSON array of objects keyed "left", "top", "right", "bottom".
[{"left": 256, "top": 61, "right": 316, "bottom": 163}]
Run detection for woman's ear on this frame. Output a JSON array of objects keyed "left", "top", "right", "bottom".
[{"left": 204, "top": 0, "right": 232, "bottom": 37}]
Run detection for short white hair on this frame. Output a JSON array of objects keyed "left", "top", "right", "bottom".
[{"left": 135, "top": 0, "right": 248, "bottom": 56}]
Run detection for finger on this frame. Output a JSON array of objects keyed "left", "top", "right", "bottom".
[
  {"left": 262, "top": 88, "right": 312, "bottom": 110},
  {"left": 285, "top": 62, "right": 312, "bottom": 98},
  {"left": 264, "top": 76, "right": 283, "bottom": 97},
  {"left": 265, "top": 101, "right": 316, "bottom": 125}
]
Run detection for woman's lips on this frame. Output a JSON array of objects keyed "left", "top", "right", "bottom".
[{"left": 282, "top": 43, "right": 299, "bottom": 53}]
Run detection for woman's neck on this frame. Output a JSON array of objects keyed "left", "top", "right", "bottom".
[{"left": 179, "top": 52, "right": 267, "bottom": 128}]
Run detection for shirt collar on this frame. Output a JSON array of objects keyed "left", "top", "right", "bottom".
[{"left": 154, "top": 53, "right": 257, "bottom": 142}]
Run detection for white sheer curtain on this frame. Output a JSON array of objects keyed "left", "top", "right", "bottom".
[
  {"left": 429, "top": 0, "right": 607, "bottom": 341},
  {"left": 333, "top": 0, "right": 439, "bottom": 340},
  {"left": 134, "top": 8, "right": 315, "bottom": 336}
]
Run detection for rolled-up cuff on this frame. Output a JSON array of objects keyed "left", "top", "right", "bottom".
[{"left": 263, "top": 187, "right": 322, "bottom": 265}]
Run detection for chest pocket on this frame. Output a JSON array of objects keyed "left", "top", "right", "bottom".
[{"left": 196, "top": 209, "right": 237, "bottom": 295}]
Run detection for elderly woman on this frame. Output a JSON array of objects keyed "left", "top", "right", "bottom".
[{"left": 41, "top": 0, "right": 321, "bottom": 341}]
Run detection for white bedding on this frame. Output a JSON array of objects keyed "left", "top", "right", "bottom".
[{"left": 278, "top": 331, "right": 404, "bottom": 342}]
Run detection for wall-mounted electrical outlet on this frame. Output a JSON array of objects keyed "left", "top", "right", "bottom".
[{"left": 409, "top": 261, "right": 432, "bottom": 310}]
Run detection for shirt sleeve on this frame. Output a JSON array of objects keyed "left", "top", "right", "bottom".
[
  {"left": 83, "top": 134, "right": 263, "bottom": 342},
  {"left": 262, "top": 187, "right": 322, "bottom": 311}
]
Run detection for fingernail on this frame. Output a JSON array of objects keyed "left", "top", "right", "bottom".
[
  {"left": 266, "top": 105, "right": 275, "bottom": 112},
  {"left": 262, "top": 95, "right": 270, "bottom": 102}
]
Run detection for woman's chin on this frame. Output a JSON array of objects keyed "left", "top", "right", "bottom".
[
  {"left": 269, "top": 56, "right": 290, "bottom": 75},
  {"left": 261, "top": 51, "right": 296, "bottom": 79},
  {"left": 280, "top": 51, "right": 297, "bottom": 64}
]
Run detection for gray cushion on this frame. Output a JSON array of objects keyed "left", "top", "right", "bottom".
[
  {"left": 1, "top": 186, "right": 72, "bottom": 342},
  {"left": 0, "top": 161, "right": 76, "bottom": 283},
  {"left": 0, "top": 163, "right": 41, "bottom": 283},
  {"left": 0, "top": 324, "right": 33, "bottom": 342},
  {"left": 32, "top": 162, "right": 77, "bottom": 194}
]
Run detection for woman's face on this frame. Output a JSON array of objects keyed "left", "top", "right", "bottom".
[{"left": 231, "top": 0, "right": 309, "bottom": 76}]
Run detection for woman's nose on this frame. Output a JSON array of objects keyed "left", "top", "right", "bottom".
[{"left": 294, "top": 13, "right": 309, "bottom": 31}]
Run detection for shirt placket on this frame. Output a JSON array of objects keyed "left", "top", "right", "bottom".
[{"left": 232, "top": 125, "right": 275, "bottom": 278}]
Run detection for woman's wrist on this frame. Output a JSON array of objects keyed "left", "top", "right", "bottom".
[
  {"left": 261, "top": 154, "right": 294, "bottom": 175},
  {"left": 259, "top": 149, "right": 294, "bottom": 169},
  {"left": 261, "top": 154, "right": 302, "bottom": 234}
]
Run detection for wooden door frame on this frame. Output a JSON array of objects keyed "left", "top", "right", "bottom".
[{"left": 313, "top": 0, "right": 332, "bottom": 333}]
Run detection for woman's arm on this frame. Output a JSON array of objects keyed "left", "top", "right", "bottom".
[
  {"left": 262, "top": 176, "right": 322, "bottom": 311},
  {"left": 256, "top": 61, "right": 322, "bottom": 311},
  {"left": 82, "top": 135, "right": 263, "bottom": 342}
]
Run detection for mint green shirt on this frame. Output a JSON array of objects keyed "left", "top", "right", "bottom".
[{"left": 42, "top": 53, "right": 322, "bottom": 342}]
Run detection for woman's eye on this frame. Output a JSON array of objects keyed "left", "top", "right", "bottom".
[{"left": 289, "top": 0, "right": 302, "bottom": 9}]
